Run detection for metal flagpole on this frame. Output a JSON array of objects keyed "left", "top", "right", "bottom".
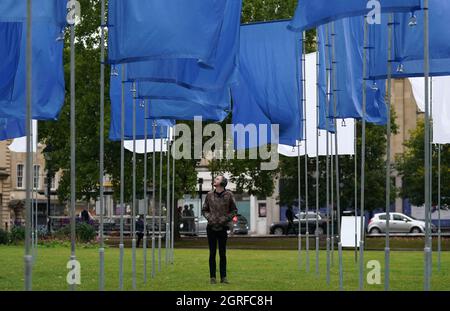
[
  {"left": 330, "top": 129, "right": 334, "bottom": 267},
  {"left": 354, "top": 121, "right": 358, "bottom": 263},
  {"left": 297, "top": 132, "right": 302, "bottom": 270},
  {"left": 119, "top": 65, "right": 125, "bottom": 290},
  {"left": 152, "top": 121, "right": 157, "bottom": 276},
  {"left": 359, "top": 16, "right": 369, "bottom": 292},
  {"left": 423, "top": 0, "right": 432, "bottom": 291},
  {"left": 325, "top": 24, "right": 331, "bottom": 286},
  {"left": 131, "top": 84, "right": 137, "bottom": 290},
  {"left": 69, "top": 12, "right": 77, "bottom": 291},
  {"left": 165, "top": 128, "right": 171, "bottom": 265},
  {"left": 24, "top": 0, "right": 33, "bottom": 291},
  {"left": 385, "top": 13, "right": 394, "bottom": 291},
  {"left": 98, "top": 0, "right": 106, "bottom": 291},
  {"left": 437, "top": 144, "right": 442, "bottom": 272},
  {"left": 330, "top": 21, "right": 343, "bottom": 290},
  {"left": 297, "top": 35, "right": 302, "bottom": 271},
  {"left": 171, "top": 134, "right": 175, "bottom": 264},
  {"left": 143, "top": 100, "right": 148, "bottom": 283},
  {"left": 429, "top": 77, "right": 433, "bottom": 280},
  {"left": 158, "top": 127, "right": 163, "bottom": 271},
  {"left": 315, "top": 39, "right": 320, "bottom": 276},
  {"left": 298, "top": 34, "right": 305, "bottom": 270},
  {"left": 303, "top": 30, "right": 310, "bottom": 273}
]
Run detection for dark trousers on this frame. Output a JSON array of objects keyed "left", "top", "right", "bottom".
[
  {"left": 136, "top": 232, "right": 144, "bottom": 247},
  {"left": 207, "top": 226, "right": 228, "bottom": 279}
]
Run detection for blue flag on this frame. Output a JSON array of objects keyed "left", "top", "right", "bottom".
[
  {"left": 0, "top": 22, "right": 65, "bottom": 120},
  {"left": 0, "top": 22, "right": 22, "bottom": 101},
  {"left": 126, "top": 0, "right": 242, "bottom": 91},
  {"left": 317, "top": 25, "right": 335, "bottom": 132},
  {"left": 109, "top": 68, "right": 174, "bottom": 141},
  {"left": 289, "top": 0, "right": 421, "bottom": 32},
  {"left": 231, "top": 21, "right": 303, "bottom": 149},
  {"left": 0, "top": 117, "right": 25, "bottom": 141},
  {"left": 0, "top": 0, "right": 67, "bottom": 28},
  {"left": 318, "top": 18, "right": 387, "bottom": 126},
  {"left": 369, "top": 1, "right": 450, "bottom": 79},
  {"left": 136, "top": 81, "right": 231, "bottom": 110},
  {"left": 108, "top": 0, "right": 227, "bottom": 66}
]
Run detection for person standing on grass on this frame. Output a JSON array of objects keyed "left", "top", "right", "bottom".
[
  {"left": 136, "top": 215, "right": 144, "bottom": 248},
  {"left": 202, "top": 175, "right": 237, "bottom": 285},
  {"left": 286, "top": 205, "right": 297, "bottom": 235}
]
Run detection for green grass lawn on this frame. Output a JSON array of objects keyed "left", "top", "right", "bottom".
[{"left": 0, "top": 245, "right": 449, "bottom": 291}]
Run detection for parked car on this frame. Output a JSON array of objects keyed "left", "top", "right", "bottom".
[
  {"left": 269, "top": 212, "right": 328, "bottom": 236},
  {"left": 368, "top": 212, "right": 437, "bottom": 234},
  {"left": 183, "top": 214, "right": 249, "bottom": 235}
]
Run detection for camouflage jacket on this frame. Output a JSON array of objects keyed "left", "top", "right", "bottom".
[{"left": 202, "top": 190, "right": 238, "bottom": 230}]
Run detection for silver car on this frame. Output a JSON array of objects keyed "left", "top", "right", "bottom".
[{"left": 368, "top": 212, "right": 436, "bottom": 234}]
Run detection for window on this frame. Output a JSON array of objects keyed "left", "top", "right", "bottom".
[
  {"left": 33, "top": 165, "right": 40, "bottom": 189},
  {"left": 44, "top": 173, "right": 57, "bottom": 190},
  {"left": 378, "top": 214, "right": 387, "bottom": 220},
  {"left": 16, "top": 164, "right": 24, "bottom": 188},
  {"left": 393, "top": 214, "right": 404, "bottom": 221}
]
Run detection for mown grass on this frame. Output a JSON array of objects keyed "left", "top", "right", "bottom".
[{"left": 0, "top": 245, "right": 449, "bottom": 291}]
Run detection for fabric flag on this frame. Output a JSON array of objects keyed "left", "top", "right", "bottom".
[
  {"left": 126, "top": 0, "right": 242, "bottom": 91},
  {"left": 231, "top": 20, "right": 302, "bottom": 149},
  {"left": 317, "top": 25, "right": 335, "bottom": 132},
  {"left": 109, "top": 67, "right": 174, "bottom": 141},
  {"left": 278, "top": 53, "right": 355, "bottom": 158},
  {"left": 0, "top": 22, "right": 65, "bottom": 120},
  {"left": 318, "top": 17, "right": 388, "bottom": 126},
  {"left": 0, "top": 0, "right": 67, "bottom": 28},
  {"left": 136, "top": 81, "right": 231, "bottom": 110},
  {"left": 0, "top": 22, "right": 22, "bottom": 101},
  {"left": 288, "top": 0, "right": 421, "bottom": 32},
  {"left": 108, "top": 0, "right": 227, "bottom": 66},
  {"left": 410, "top": 77, "right": 450, "bottom": 144},
  {"left": 0, "top": 117, "right": 25, "bottom": 141},
  {"left": 369, "top": 1, "right": 450, "bottom": 79}
]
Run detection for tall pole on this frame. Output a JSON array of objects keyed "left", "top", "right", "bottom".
[
  {"left": 118, "top": 65, "right": 125, "bottom": 290},
  {"left": 152, "top": 121, "right": 157, "bottom": 277},
  {"left": 143, "top": 101, "right": 149, "bottom": 283},
  {"left": 158, "top": 127, "right": 163, "bottom": 272},
  {"left": 359, "top": 17, "right": 368, "bottom": 291},
  {"left": 354, "top": 121, "right": 358, "bottom": 263},
  {"left": 24, "top": 0, "right": 33, "bottom": 291},
  {"left": 331, "top": 21, "right": 343, "bottom": 290},
  {"left": 131, "top": 84, "right": 137, "bottom": 290},
  {"left": 69, "top": 10, "right": 77, "bottom": 292},
  {"left": 423, "top": 0, "right": 432, "bottom": 291},
  {"left": 303, "top": 31, "right": 310, "bottom": 273},
  {"left": 315, "top": 41, "right": 320, "bottom": 276},
  {"left": 297, "top": 134, "right": 302, "bottom": 270},
  {"left": 166, "top": 128, "right": 171, "bottom": 265},
  {"left": 297, "top": 34, "right": 302, "bottom": 271},
  {"left": 384, "top": 13, "right": 394, "bottom": 291},
  {"left": 437, "top": 144, "right": 442, "bottom": 272},
  {"left": 325, "top": 24, "right": 331, "bottom": 286},
  {"left": 171, "top": 136, "right": 175, "bottom": 264},
  {"left": 98, "top": 0, "right": 106, "bottom": 291}
]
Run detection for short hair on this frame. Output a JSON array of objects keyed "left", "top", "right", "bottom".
[{"left": 218, "top": 175, "right": 228, "bottom": 188}]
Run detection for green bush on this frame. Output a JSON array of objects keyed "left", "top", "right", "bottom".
[
  {"left": 10, "top": 226, "right": 25, "bottom": 244},
  {"left": 54, "top": 222, "right": 96, "bottom": 243},
  {"left": 0, "top": 229, "right": 9, "bottom": 245},
  {"left": 76, "top": 222, "right": 96, "bottom": 243}
]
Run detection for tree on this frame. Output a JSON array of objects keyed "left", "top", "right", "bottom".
[{"left": 396, "top": 119, "right": 450, "bottom": 206}]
